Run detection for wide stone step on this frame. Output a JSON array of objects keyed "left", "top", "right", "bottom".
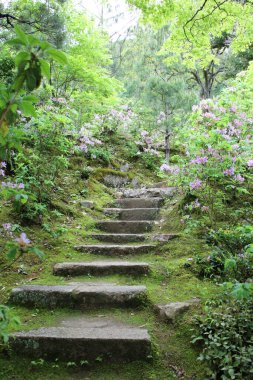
[
  {"left": 10, "top": 317, "right": 151, "bottom": 362},
  {"left": 122, "top": 187, "right": 176, "bottom": 198},
  {"left": 53, "top": 261, "right": 150, "bottom": 276},
  {"left": 9, "top": 283, "right": 147, "bottom": 309},
  {"left": 97, "top": 221, "right": 153, "bottom": 234},
  {"left": 104, "top": 208, "right": 159, "bottom": 221},
  {"left": 74, "top": 244, "right": 154, "bottom": 256},
  {"left": 91, "top": 233, "right": 146, "bottom": 243},
  {"left": 115, "top": 197, "right": 164, "bottom": 209}
]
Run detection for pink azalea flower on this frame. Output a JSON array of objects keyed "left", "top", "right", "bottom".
[
  {"left": 15, "top": 233, "right": 30, "bottom": 247},
  {"left": 190, "top": 179, "right": 203, "bottom": 190}
]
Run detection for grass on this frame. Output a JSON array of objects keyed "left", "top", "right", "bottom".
[{"left": 0, "top": 159, "right": 219, "bottom": 380}]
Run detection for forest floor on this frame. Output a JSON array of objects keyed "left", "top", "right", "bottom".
[{"left": 0, "top": 157, "right": 219, "bottom": 380}]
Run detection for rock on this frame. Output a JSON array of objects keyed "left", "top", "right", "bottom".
[
  {"left": 53, "top": 261, "right": 150, "bottom": 276},
  {"left": 103, "top": 174, "right": 129, "bottom": 188},
  {"left": 10, "top": 316, "right": 151, "bottom": 362},
  {"left": 97, "top": 220, "right": 153, "bottom": 234},
  {"left": 120, "top": 163, "right": 130, "bottom": 172},
  {"left": 151, "top": 234, "right": 179, "bottom": 242},
  {"left": 80, "top": 200, "right": 94, "bottom": 208},
  {"left": 155, "top": 299, "right": 201, "bottom": 323},
  {"left": 103, "top": 208, "right": 160, "bottom": 221},
  {"left": 74, "top": 244, "right": 155, "bottom": 256}
]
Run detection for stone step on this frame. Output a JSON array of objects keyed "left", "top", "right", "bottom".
[
  {"left": 53, "top": 261, "right": 150, "bottom": 276},
  {"left": 104, "top": 208, "right": 159, "bottom": 221},
  {"left": 74, "top": 244, "right": 154, "bottom": 256},
  {"left": 121, "top": 187, "right": 176, "bottom": 199},
  {"left": 9, "top": 283, "right": 147, "bottom": 309},
  {"left": 91, "top": 233, "right": 146, "bottom": 243},
  {"left": 115, "top": 197, "right": 164, "bottom": 209},
  {"left": 97, "top": 221, "right": 153, "bottom": 234},
  {"left": 10, "top": 317, "right": 151, "bottom": 362}
]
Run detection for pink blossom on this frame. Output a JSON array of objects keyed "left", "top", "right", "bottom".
[
  {"left": 190, "top": 179, "right": 203, "bottom": 190},
  {"left": 190, "top": 156, "right": 208, "bottom": 165},
  {"left": 234, "top": 174, "right": 245, "bottom": 183},
  {"left": 192, "top": 105, "right": 199, "bottom": 112},
  {"left": 247, "top": 160, "right": 253, "bottom": 167},
  {"left": 15, "top": 233, "right": 30, "bottom": 247},
  {"left": 224, "top": 167, "right": 235, "bottom": 176},
  {"left": 201, "top": 206, "right": 209, "bottom": 212},
  {"left": 0, "top": 162, "right": 6, "bottom": 168},
  {"left": 230, "top": 103, "right": 237, "bottom": 112}
]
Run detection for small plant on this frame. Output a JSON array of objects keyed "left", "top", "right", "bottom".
[
  {"left": 192, "top": 297, "right": 253, "bottom": 379},
  {"left": 0, "top": 232, "right": 44, "bottom": 272},
  {"left": 0, "top": 305, "right": 20, "bottom": 344}
]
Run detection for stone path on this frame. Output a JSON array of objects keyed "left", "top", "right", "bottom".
[{"left": 9, "top": 185, "right": 176, "bottom": 362}]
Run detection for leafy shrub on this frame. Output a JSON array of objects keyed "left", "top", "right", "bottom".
[
  {"left": 192, "top": 297, "right": 253, "bottom": 379},
  {"left": 206, "top": 225, "right": 253, "bottom": 252}
]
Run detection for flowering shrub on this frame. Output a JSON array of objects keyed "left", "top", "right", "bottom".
[
  {"left": 88, "top": 105, "right": 138, "bottom": 137},
  {"left": 0, "top": 161, "right": 29, "bottom": 209},
  {"left": 161, "top": 66, "right": 253, "bottom": 227}
]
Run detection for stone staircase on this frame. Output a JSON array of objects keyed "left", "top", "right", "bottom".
[{"left": 9, "top": 185, "right": 176, "bottom": 363}]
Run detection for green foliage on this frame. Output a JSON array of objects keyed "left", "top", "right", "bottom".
[
  {"left": 0, "top": 305, "right": 20, "bottom": 344},
  {"left": 192, "top": 297, "right": 253, "bottom": 379},
  {"left": 128, "top": 1, "right": 253, "bottom": 69},
  {"left": 0, "top": 24, "right": 67, "bottom": 159}
]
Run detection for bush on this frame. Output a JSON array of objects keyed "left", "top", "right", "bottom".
[{"left": 192, "top": 297, "right": 253, "bottom": 379}]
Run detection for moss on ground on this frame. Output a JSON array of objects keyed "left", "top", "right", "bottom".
[{"left": 0, "top": 157, "right": 218, "bottom": 380}]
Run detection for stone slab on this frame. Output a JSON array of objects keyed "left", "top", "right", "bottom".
[
  {"left": 114, "top": 198, "right": 164, "bottom": 209},
  {"left": 91, "top": 233, "right": 146, "bottom": 243},
  {"left": 9, "top": 283, "right": 147, "bottom": 309},
  {"left": 53, "top": 261, "right": 150, "bottom": 276},
  {"left": 155, "top": 298, "right": 201, "bottom": 323},
  {"left": 103, "top": 208, "right": 160, "bottom": 221},
  {"left": 97, "top": 221, "right": 153, "bottom": 234},
  {"left": 121, "top": 187, "right": 177, "bottom": 198},
  {"left": 74, "top": 244, "right": 154, "bottom": 256},
  {"left": 10, "top": 316, "right": 151, "bottom": 361}
]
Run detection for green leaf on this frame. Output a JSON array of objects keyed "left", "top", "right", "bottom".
[
  {"left": 39, "top": 59, "right": 50, "bottom": 79},
  {"left": 224, "top": 258, "right": 237, "bottom": 271},
  {"left": 22, "top": 95, "right": 38, "bottom": 102},
  {"left": 28, "top": 247, "right": 44, "bottom": 259},
  {"left": 14, "top": 25, "right": 28, "bottom": 45},
  {"left": 7, "top": 246, "right": 18, "bottom": 260},
  {"left": 5, "top": 38, "right": 26, "bottom": 46},
  {"left": 20, "top": 101, "right": 37, "bottom": 117},
  {"left": 46, "top": 48, "right": 68, "bottom": 65},
  {"left": 15, "top": 51, "right": 30, "bottom": 67},
  {"left": 27, "top": 35, "right": 40, "bottom": 47}
]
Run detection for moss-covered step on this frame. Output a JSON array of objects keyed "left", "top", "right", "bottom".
[
  {"left": 9, "top": 283, "right": 147, "bottom": 309},
  {"left": 103, "top": 208, "right": 160, "bottom": 221},
  {"left": 121, "top": 187, "right": 177, "bottom": 198},
  {"left": 97, "top": 221, "right": 153, "bottom": 233},
  {"left": 114, "top": 197, "right": 164, "bottom": 208},
  {"left": 10, "top": 316, "right": 151, "bottom": 362},
  {"left": 74, "top": 244, "right": 155, "bottom": 256},
  {"left": 53, "top": 261, "right": 150, "bottom": 276},
  {"left": 91, "top": 233, "right": 146, "bottom": 243}
]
